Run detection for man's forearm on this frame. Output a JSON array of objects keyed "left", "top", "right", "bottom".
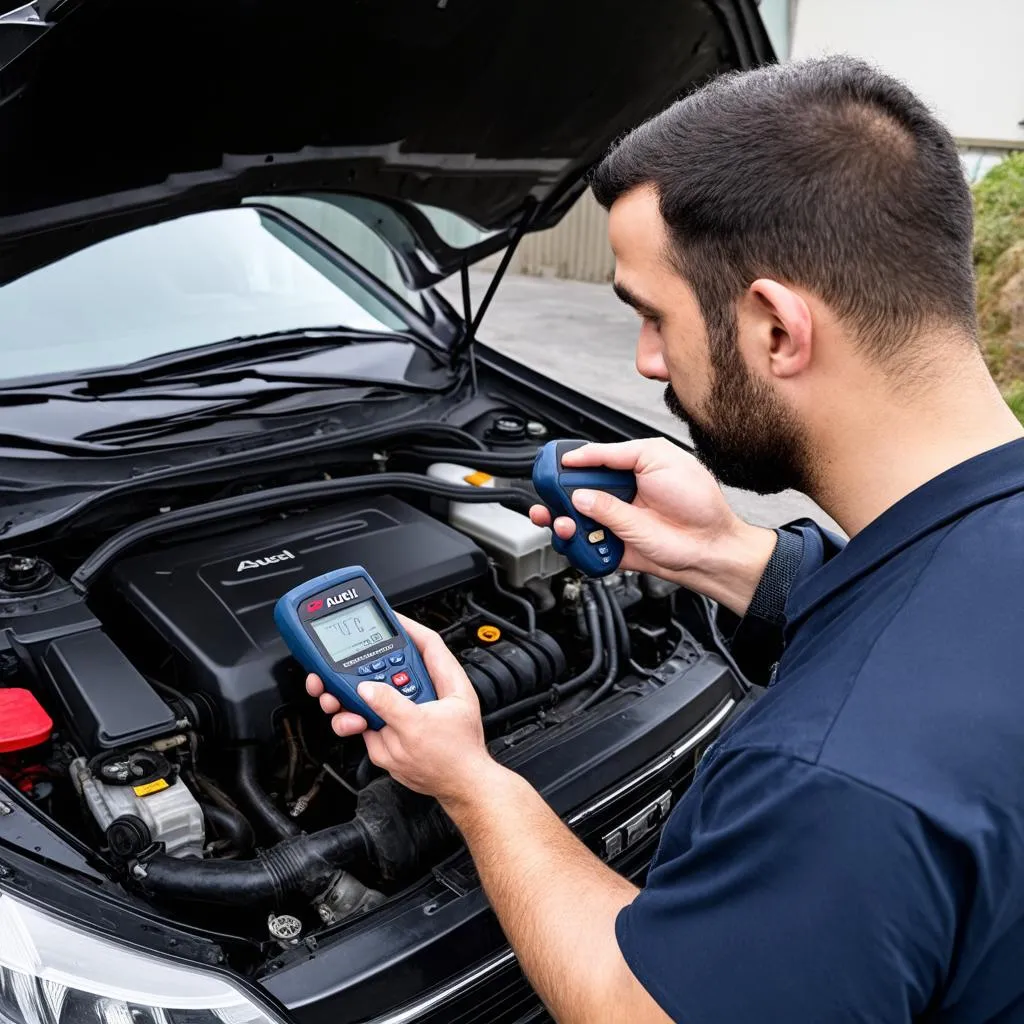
[{"left": 442, "top": 762, "right": 669, "bottom": 1024}]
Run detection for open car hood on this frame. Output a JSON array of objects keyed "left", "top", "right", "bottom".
[{"left": 0, "top": 0, "right": 772, "bottom": 288}]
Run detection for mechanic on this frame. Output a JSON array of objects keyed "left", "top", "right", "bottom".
[{"left": 308, "top": 56, "right": 1024, "bottom": 1023}]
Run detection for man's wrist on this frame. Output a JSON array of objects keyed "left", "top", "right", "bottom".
[
  {"left": 672, "top": 522, "right": 778, "bottom": 617},
  {"left": 439, "top": 756, "right": 514, "bottom": 824}
]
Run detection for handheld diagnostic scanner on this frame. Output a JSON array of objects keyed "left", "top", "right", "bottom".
[
  {"left": 274, "top": 566, "right": 436, "bottom": 731},
  {"left": 532, "top": 439, "right": 638, "bottom": 577}
]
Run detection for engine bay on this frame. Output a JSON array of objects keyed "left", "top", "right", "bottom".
[{"left": 0, "top": 408, "right": 729, "bottom": 958}]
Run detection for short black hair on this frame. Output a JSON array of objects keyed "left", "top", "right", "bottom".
[{"left": 590, "top": 55, "right": 977, "bottom": 358}]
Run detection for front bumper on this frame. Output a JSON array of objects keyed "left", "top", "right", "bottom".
[{"left": 261, "top": 653, "right": 735, "bottom": 1024}]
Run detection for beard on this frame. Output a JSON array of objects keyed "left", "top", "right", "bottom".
[{"left": 663, "top": 344, "right": 809, "bottom": 495}]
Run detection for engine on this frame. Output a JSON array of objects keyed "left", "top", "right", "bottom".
[
  {"left": 0, "top": 460, "right": 710, "bottom": 944},
  {"left": 106, "top": 494, "right": 494, "bottom": 743}
]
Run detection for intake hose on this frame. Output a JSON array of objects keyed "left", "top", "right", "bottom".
[
  {"left": 235, "top": 745, "right": 300, "bottom": 841},
  {"left": 134, "top": 777, "right": 455, "bottom": 907},
  {"left": 137, "top": 821, "right": 367, "bottom": 906},
  {"left": 201, "top": 802, "right": 255, "bottom": 857}
]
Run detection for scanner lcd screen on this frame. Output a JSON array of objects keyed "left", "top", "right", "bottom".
[{"left": 311, "top": 599, "right": 393, "bottom": 663}]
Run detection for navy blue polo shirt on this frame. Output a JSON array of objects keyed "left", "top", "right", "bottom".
[{"left": 616, "top": 438, "right": 1024, "bottom": 1023}]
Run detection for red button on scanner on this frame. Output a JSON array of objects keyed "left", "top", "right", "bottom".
[{"left": 391, "top": 671, "right": 410, "bottom": 687}]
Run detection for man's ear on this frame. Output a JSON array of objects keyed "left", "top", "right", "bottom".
[{"left": 743, "top": 278, "right": 813, "bottom": 380}]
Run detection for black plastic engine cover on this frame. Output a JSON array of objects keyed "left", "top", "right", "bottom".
[{"left": 108, "top": 497, "right": 487, "bottom": 741}]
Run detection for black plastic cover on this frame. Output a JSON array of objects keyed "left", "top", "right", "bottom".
[
  {"left": 41, "top": 630, "right": 178, "bottom": 752},
  {"left": 108, "top": 497, "right": 487, "bottom": 741}
]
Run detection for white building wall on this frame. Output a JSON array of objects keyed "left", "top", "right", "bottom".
[
  {"left": 790, "top": 0, "right": 1024, "bottom": 148},
  {"left": 481, "top": 0, "right": 1023, "bottom": 282}
]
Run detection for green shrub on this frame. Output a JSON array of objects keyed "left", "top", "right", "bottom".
[{"left": 972, "top": 151, "right": 1024, "bottom": 415}]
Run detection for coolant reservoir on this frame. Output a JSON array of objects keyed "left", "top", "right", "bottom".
[{"left": 426, "top": 463, "right": 568, "bottom": 587}]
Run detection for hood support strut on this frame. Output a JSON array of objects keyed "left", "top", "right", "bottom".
[{"left": 456, "top": 204, "right": 534, "bottom": 391}]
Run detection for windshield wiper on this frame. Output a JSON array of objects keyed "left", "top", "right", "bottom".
[
  {"left": 0, "top": 379, "right": 453, "bottom": 455},
  {"left": 0, "top": 327, "right": 446, "bottom": 399}
]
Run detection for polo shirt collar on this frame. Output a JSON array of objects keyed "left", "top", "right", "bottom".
[{"left": 785, "top": 436, "right": 1024, "bottom": 633}]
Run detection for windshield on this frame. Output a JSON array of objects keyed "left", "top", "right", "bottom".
[{"left": 0, "top": 207, "right": 417, "bottom": 381}]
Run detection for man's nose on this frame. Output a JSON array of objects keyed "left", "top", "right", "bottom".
[{"left": 635, "top": 331, "right": 669, "bottom": 381}]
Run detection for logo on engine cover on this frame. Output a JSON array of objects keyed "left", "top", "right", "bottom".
[
  {"left": 326, "top": 589, "right": 359, "bottom": 607},
  {"left": 236, "top": 549, "right": 295, "bottom": 572}
]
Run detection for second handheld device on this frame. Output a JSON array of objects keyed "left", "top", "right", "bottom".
[{"left": 532, "top": 439, "right": 638, "bottom": 577}]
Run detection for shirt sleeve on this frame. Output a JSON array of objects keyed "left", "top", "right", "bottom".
[
  {"left": 615, "top": 747, "right": 957, "bottom": 1024},
  {"left": 725, "top": 519, "right": 847, "bottom": 683}
]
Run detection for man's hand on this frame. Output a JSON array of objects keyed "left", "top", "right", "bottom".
[
  {"left": 305, "top": 613, "right": 495, "bottom": 808},
  {"left": 530, "top": 437, "right": 777, "bottom": 616},
  {"left": 306, "top": 612, "right": 670, "bottom": 1024}
]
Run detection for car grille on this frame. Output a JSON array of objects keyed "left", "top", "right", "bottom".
[
  {"left": 369, "top": 698, "right": 734, "bottom": 1024},
  {"left": 408, "top": 952, "right": 548, "bottom": 1024}
]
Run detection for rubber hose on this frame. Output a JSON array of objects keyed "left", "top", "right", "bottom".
[
  {"left": 202, "top": 802, "right": 255, "bottom": 856},
  {"left": 554, "top": 586, "right": 606, "bottom": 697},
  {"left": 608, "top": 587, "right": 631, "bottom": 660},
  {"left": 139, "top": 822, "right": 366, "bottom": 906},
  {"left": 465, "top": 595, "right": 533, "bottom": 640},
  {"left": 488, "top": 564, "right": 537, "bottom": 634},
  {"left": 235, "top": 746, "right": 300, "bottom": 840},
  {"left": 73, "top": 473, "right": 534, "bottom": 594},
  {"left": 483, "top": 586, "right": 604, "bottom": 728},
  {"left": 575, "top": 585, "right": 621, "bottom": 713}
]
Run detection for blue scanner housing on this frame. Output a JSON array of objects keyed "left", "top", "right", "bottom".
[
  {"left": 532, "top": 439, "right": 638, "bottom": 577},
  {"left": 274, "top": 565, "right": 436, "bottom": 731}
]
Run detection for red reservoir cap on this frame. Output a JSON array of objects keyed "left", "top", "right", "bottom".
[{"left": 0, "top": 688, "right": 54, "bottom": 753}]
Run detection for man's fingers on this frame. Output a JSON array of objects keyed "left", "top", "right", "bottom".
[
  {"left": 319, "top": 691, "right": 342, "bottom": 715},
  {"left": 528, "top": 504, "right": 552, "bottom": 527},
  {"left": 396, "top": 612, "right": 440, "bottom": 650},
  {"left": 530, "top": 505, "right": 576, "bottom": 539},
  {"left": 363, "top": 729, "right": 390, "bottom": 766},
  {"left": 571, "top": 488, "right": 642, "bottom": 536},
  {"left": 331, "top": 711, "right": 369, "bottom": 737},
  {"left": 552, "top": 516, "right": 576, "bottom": 539},
  {"left": 395, "top": 613, "right": 475, "bottom": 700},
  {"left": 306, "top": 673, "right": 325, "bottom": 698},
  {"left": 357, "top": 680, "right": 418, "bottom": 726},
  {"left": 559, "top": 439, "right": 653, "bottom": 470}
]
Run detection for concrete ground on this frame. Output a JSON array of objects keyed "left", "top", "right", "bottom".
[{"left": 441, "top": 270, "right": 840, "bottom": 533}]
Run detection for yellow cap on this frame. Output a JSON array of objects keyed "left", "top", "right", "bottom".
[
  {"left": 132, "top": 778, "right": 170, "bottom": 797},
  {"left": 463, "top": 471, "right": 493, "bottom": 487},
  {"left": 477, "top": 624, "right": 501, "bottom": 644}
]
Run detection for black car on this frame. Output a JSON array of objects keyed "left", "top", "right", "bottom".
[{"left": 0, "top": 2, "right": 772, "bottom": 1021}]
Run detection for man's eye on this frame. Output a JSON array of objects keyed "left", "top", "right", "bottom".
[{"left": 641, "top": 314, "right": 661, "bottom": 330}]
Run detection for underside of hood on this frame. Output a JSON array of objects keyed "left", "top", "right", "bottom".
[{"left": 0, "top": 0, "right": 772, "bottom": 287}]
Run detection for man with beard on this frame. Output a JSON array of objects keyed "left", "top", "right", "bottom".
[{"left": 306, "top": 56, "right": 1024, "bottom": 1023}]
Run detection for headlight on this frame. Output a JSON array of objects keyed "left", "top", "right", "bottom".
[{"left": 0, "top": 892, "right": 282, "bottom": 1024}]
